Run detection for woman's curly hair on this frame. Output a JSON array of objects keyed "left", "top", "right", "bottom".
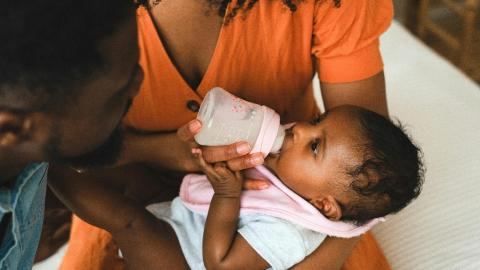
[{"left": 136, "top": 0, "right": 341, "bottom": 24}]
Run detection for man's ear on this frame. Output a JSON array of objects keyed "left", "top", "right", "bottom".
[
  {"left": 0, "top": 111, "right": 31, "bottom": 147},
  {"left": 310, "top": 196, "right": 342, "bottom": 221}
]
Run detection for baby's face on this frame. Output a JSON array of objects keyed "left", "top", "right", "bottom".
[{"left": 264, "top": 105, "right": 363, "bottom": 203}]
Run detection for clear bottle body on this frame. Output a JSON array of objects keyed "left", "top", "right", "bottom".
[{"left": 194, "top": 87, "right": 284, "bottom": 156}]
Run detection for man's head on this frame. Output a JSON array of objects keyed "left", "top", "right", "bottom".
[
  {"left": 0, "top": 0, "right": 143, "bottom": 172},
  {"left": 265, "top": 105, "right": 424, "bottom": 225}
]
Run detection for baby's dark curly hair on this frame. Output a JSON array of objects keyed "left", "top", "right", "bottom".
[
  {"left": 0, "top": 0, "right": 134, "bottom": 111},
  {"left": 137, "top": 0, "right": 341, "bottom": 24},
  {"left": 340, "top": 107, "right": 425, "bottom": 226}
]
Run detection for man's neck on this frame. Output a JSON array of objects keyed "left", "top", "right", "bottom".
[{"left": 0, "top": 162, "right": 28, "bottom": 185}]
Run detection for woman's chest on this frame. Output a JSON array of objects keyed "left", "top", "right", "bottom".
[
  {"left": 127, "top": 3, "right": 319, "bottom": 131},
  {"left": 149, "top": 0, "right": 224, "bottom": 90}
]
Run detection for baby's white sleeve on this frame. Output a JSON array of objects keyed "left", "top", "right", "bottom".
[{"left": 238, "top": 214, "right": 327, "bottom": 270}]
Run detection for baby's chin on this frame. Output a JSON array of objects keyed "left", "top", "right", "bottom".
[
  {"left": 262, "top": 158, "right": 281, "bottom": 179},
  {"left": 263, "top": 154, "right": 278, "bottom": 169}
]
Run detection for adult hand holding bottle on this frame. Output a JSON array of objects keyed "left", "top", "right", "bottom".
[{"left": 177, "top": 119, "right": 270, "bottom": 190}]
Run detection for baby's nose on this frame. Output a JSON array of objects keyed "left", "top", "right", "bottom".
[{"left": 292, "top": 122, "right": 310, "bottom": 143}]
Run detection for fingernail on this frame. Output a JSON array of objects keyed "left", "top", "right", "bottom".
[
  {"left": 259, "top": 184, "right": 270, "bottom": 190},
  {"left": 189, "top": 120, "right": 201, "bottom": 133},
  {"left": 236, "top": 143, "right": 251, "bottom": 155},
  {"left": 251, "top": 153, "right": 263, "bottom": 165}
]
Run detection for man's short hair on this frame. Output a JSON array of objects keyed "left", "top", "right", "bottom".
[{"left": 0, "top": 0, "right": 133, "bottom": 111}]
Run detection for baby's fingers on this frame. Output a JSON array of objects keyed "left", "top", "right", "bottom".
[
  {"left": 212, "top": 162, "right": 236, "bottom": 178},
  {"left": 192, "top": 149, "right": 231, "bottom": 176},
  {"left": 234, "top": 170, "right": 244, "bottom": 182},
  {"left": 191, "top": 148, "right": 213, "bottom": 174}
]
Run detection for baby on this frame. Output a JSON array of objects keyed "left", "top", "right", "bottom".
[{"left": 49, "top": 105, "right": 424, "bottom": 270}]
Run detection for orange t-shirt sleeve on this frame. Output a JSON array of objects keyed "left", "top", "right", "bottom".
[
  {"left": 341, "top": 231, "right": 392, "bottom": 270},
  {"left": 311, "top": 0, "right": 393, "bottom": 83}
]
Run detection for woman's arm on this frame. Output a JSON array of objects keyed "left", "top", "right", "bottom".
[
  {"left": 193, "top": 149, "right": 270, "bottom": 270},
  {"left": 113, "top": 121, "right": 270, "bottom": 191},
  {"left": 118, "top": 121, "right": 264, "bottom": 173},
  {"left": 290, "top": 236, "right": 361, "bottom": 269},
  {"left": 321, "top": 71, "right": 389, "bottom": 117}
]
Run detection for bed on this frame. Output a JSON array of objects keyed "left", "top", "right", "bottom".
[
  {"left": 370, "top": 20, "right": 480, "bottom": 270},
  {"left": 33, "top": 20, "right": 480, "bottom": 270}
]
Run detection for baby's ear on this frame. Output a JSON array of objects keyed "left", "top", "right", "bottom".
[{"left": 309, "top": 196, "right": 342, "bottom": 221}]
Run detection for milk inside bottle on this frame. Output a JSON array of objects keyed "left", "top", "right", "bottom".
[{"left": 194, "top": 87, "right": 285, "bottom": 157}]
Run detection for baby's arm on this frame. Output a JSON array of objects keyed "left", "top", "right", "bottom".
[
  {"left": 192, "top": 149, "right": 270, "bottom": 270},
  {"left": 47, "top": 165, "right": 189, "bottom": 269}
]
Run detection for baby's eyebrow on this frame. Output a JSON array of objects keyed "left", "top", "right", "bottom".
[{"left": 321, "top": 129, "right": 327, "bottom": 160}]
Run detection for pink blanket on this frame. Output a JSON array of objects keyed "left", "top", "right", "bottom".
[{"left": 180, "top": 165, "right": 384, "bottom": 238}]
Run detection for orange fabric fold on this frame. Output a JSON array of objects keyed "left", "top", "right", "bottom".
[
  {"left": 341, "top": 231, "right": 392, "bottom": 270},
  {"left": 59, "top": 216, "right": 127, "bottom": 270}
]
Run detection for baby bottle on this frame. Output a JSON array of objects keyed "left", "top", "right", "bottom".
[{"left": 194, "top": 87, "right": 285, "bottom": 157}]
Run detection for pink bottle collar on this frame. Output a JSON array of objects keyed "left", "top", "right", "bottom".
[{"left": 250, "top": 106, "right": 280, "bottom": 157}]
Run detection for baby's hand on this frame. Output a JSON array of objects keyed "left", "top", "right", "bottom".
[{"left": 192, "top": 148, "right": 244, "bottom": 198}]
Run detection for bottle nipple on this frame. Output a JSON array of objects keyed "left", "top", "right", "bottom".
[{"left": 270, "top": 125, "right": 285, "bottom": 153}]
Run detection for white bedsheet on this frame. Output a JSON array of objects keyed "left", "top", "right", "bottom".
[
  {"left": 372, "top": 21, "right": 480, "bottom": 269},
  {"left": 33, "top": 20, "right": 480, "bottom": 269}
]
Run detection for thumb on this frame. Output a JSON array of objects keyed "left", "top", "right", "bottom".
[
  {"left": 242, "top": 179, "right": 270, "bottom": 190},
  {"left": 177, "top": 119, "right": 202, "bottom": 142}
]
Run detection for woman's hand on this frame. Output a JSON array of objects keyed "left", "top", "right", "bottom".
[
  {"left": 113, "top": 120, "right": 262, "bottom": 172},
  {"left": 101, "top": 119, "right": 268, "bottom": 190},
  {"left": 116, "top": 129, "right": 201, "bottom": 172},
  {"left": 179, "top": 119, "right": 269, "bottom": 190},
  {"left": 177, "top": 119, "right": 265, "bottom": 171}
]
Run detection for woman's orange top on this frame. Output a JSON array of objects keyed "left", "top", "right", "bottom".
[
  {"left": 61, "top": 0, "right": 393, "bottom": 269},
  {"left": 124, "top": 0, "right": 393, "bottom": 131}
]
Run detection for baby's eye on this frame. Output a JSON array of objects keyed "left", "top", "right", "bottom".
[
  {"left": 311, "top": 141, "right": 318, "bottom": 155},
  {"left": 313, "top": 115, "right": 321, "bottom": 125}
]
